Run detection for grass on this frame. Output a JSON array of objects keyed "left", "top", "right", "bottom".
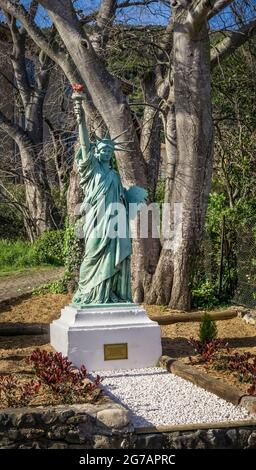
[
  {"left": 0, "top": 238, "right": 63, "bottom": 275},
  {"left": 0, "top": 239, "right": 35, "bottom": 271},
  {"left": 0, "top": 265, "right": 58, "bottom": 278}
]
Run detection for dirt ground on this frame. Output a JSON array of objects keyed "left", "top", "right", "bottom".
[
  {"left": 0, "top": 267, "right": 64, "bottom": 303},
  {"left": 161, "top": 317, "right": 256, "bottom": 395},
  {"left": 0, "top": 294, "right": 255, "bottom": 397},
  {"left": 0, "top": 292, "right": 71, "bottom": 324}
]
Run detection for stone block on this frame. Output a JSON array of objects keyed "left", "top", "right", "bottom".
[{"left": 50, "top": 304, "right": 162, "bottom": 371}]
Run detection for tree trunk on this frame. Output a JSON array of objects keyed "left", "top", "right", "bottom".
[
  {"left": 67, "top": 159, "right": 80, "bottom": 223},
  {"left": 147, "top": 103, "right": 177, "bottom": 304},
  {"left": 19, "top": 142, "right": 56, "bottom": 241},
  {"left": 140, "top": 71, "right": 161, "bottom": 195},
  {"left": 168, "top": 11, "right": 214, "bottom": 310},
  {"left": 0, "top": 109, "right": 56, "bottom": 240},
  {"left": 132, "top": 71, "right": 162, "bottom": 302}
]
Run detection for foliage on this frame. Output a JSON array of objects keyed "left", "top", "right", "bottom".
[
  {"left": 155, "top": 179, "right": 165, "bottom": 205},
  {"left": 227, "top": 352, "right": 256, "bottom": 396},
  {"left": 188, "top": 313, "right": 228, "bottom": 363},
  {"left": 188, "top": 337, "right": 228, "bottom": 364},
  {"left": 0, "top": 375, "right": 40, "bottom": 408},
  {"left": 191, "top": 44, "right": 256, "bottom": 309},
  {"left": 29, "top": 349, "right": 101, "bottom": 404},
  {"left": 0, "top": 231, "right": 67, "bottom": 274},
  {"left": 199, "top": 313, "right": 217, "bottom": 343},
  {"left": 215, "top": 352, "right": 256, "bottom": 396},
  {"left": 0, "top": 239, "right": 37, "bottom": 273},
  {"left": 207, "top": 44, "right": 256, "bottom": 307},
  {"left": 51, "top": 186, "right": 68, "bottom": 226},
  {"left": 0, "top": 203, "right": 25, "bottom": 240},
  {"left": 192, "top": 280, "right": 219, "bottom": 309},
  {"left": 0, "top": 185, "right": 27, "bottom": 240},
  {"left": 32, "top": 230, "right": 65, "bottom": 266},
  {"left": 33, "top": 279, "right": 67, "bottom": 295},
  {"left": 33, "top": 222, "right": 83, "bottom": 295},
  {"left": 63, "top": 223, "right": 83, "bottom": 277}
]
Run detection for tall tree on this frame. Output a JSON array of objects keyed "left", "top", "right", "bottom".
[
  {"left": 0, "top": 0, "right": 255, "bottom": 308},
  {"left": 0, "top": 2, "right": 57, "bottom": 240}
]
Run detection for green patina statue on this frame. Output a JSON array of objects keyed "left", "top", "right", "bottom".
[{"left": 71, "top": 86, "right": 147, "bottom": 307}]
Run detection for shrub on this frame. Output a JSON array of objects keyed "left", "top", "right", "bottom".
[
  {"left": 33, "top": 223, "right": 83, "bottom": 295},
  {"left": 28, "top": 349, "right": 101, "bottom": 404},
  {"left": 33, "top": 278, "right": 69, "bottom": 295},
  {"left": 32, "top": 230, "right": 65, "bottom": 266},
  {"left": 199, "top": 313, "right": 217, "bottom": 343},
  {"left": 227, "top": 352, "right": 256, "bottom": 395},
  {"left": 192, "top": 280, "right": 219, "bottom": 309},
  {"left": 189, "top": 337, "right": 229, "bottom": 364},
  {"left": 188, "top": 313, "right": 228, "bottom": 363},
  {"left": 0, "top": 375, "right": 40, "bottom": 408},
  {"left": 0, "top": 204, "right": 25, "bottom": 239}
]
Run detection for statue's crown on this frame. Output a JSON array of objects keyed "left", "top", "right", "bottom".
[{"left": 95, "top": 130, "right": 133, "bottom": 153}]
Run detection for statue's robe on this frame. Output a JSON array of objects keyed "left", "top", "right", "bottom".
[{"left": 72, "top": 146, "right": 132, "bottom": 306}]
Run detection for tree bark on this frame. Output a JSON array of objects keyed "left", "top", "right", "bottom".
[
  {"left": 131, "top": 71, "right": 162, "bottom": 302},
  {"left": 168, "top": 7, "right": 214, "bottom": 310},
  {"left": 147, "top": 102, "right": 177, "bottom": 304},
  {"left": 0, "top": 112, "right": 55, "bottom": 240}
]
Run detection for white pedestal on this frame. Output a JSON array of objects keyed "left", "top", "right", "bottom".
[{"left": 50, "top": 304, "right": 162, "bottom": 371}]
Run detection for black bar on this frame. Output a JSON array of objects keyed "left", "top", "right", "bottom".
[{"left": 0, "top": 449, "right": 252, "bottom": 467}]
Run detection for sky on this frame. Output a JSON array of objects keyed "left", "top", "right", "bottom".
[{"left": 1, "top": 0, "right": 256, "bottom": 31}]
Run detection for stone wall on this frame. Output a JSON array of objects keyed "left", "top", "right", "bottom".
[
  {"left": 0, "top": 402, "right": 133, "bottom": 449},
  {"left": 0, "top": 402, "right": 256, "bottom": 449},
  {"left": 136, "top": 427, "right": 256, "bottom": 449}
]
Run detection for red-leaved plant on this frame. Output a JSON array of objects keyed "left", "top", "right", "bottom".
[
  {"left": 28, "top": 349, "right": 101, "bottom": 404},
  {"left": 227, "top": 352, "right": 256, "bottom": 396},
  {"left": 0, "top": 375, "right": 40, "bottom": 408},
  {"left": 188, "top": 338, "right": 229, "bottom": 364}
]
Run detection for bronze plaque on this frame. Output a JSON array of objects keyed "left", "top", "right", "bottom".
[{"left": 104, "top": 343, "right": 128, "bottom": 361}]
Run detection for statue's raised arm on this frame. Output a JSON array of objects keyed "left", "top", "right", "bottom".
[{"left": 71, "top": 84, "right": 90, "bottom": 161}]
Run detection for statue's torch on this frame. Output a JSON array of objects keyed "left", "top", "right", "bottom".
[{"left": 71, "top": 83, "right": 89, "bottom": 148}]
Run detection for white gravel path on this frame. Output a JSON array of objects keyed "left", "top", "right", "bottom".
[{"left": 95, "top": 367, "right": 253, "bottom": 428}]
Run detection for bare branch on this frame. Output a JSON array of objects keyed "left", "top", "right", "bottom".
[
  {"left": 0, "top": 0, "right": 100, "bottom": 125},
  {"left": 90, "top": 0, "right": 118, "bottom": 55},
  {"left": 0, "top": 70, "right": 18, "bottom": 91},
  {"left": 118, "top": 0, "right": 160, "bottom": 7},
  {"left": 211, "top": 18, "right": 256, "bottom": 67},
  {"left": 208, "top": 0, "right": 234, "bottom": 19},
  {"left": 96, "top": 0, "right": 117, "bottom": 27},
  {"left": 5, "top": 13, "right": 31, "bottom": 107},
  {"left": 0, "top": 182, "right": 31, "bottom": 218},
  {"left": 80, "top": 0, "right": 161, "bottom": 23},
  {"left": 0, "top": 109, "right": 29, "bottom": 144},
  {"left": 176, "top": 0, "right": 232, "bottom": 36},
  {"left": 0, "top": 0, "right": 67, "bottom": 68},
  {"left": 185, "top": 1, "right": 219, "bottom": 36}
]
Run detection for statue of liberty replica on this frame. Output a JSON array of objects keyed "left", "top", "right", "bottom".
[
  {"left": 50, "top": 84, "right": 161, "bottom": 370},
  {"left": 71, "top": 85, "right": 137, "bottom": 307}
]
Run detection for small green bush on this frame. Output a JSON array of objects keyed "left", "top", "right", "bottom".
[
  {"left": 0, "top": 206, "right": 25, "bottom": 239},
  {"left": 33, "top": 223, "right": 83, "bottom": 295},
  {"left": 32, "top": 230, "right": 65, "bottom": 266},
  {"left": 33, "top": 273, "right": 71, "bottom": 295},
  {"left": 199, "top": 313, "right": 218, "bottom": 343},
  {"left": 192, "top": 280, "right": 219, "bottom": 309}
]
